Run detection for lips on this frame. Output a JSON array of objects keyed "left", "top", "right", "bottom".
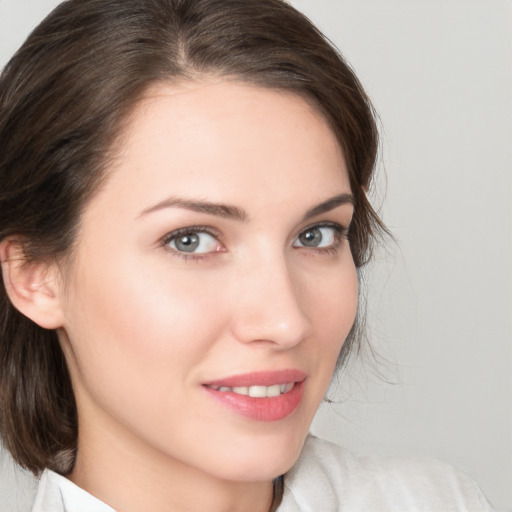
[
  {"left": 202, "top": 369, "right": 306, "bottom": 422},
  {"left": 203, "top": 369, "right": 306, "bottom": 388}
]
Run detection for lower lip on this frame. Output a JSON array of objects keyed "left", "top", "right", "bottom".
[{"left": 203, "top": 381, "right": 304, "bottom": 422}]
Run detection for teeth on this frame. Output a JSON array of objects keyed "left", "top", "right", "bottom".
[
  {"left": 281, "top": 382, "right": 294, "bottom": 393},
  {"left": 265, "top": 385, "right": 281, "bottom": 398},
  {"left": 248, "top": 385, "right": 267, "bottom": 397},
  {"left": 211, "top": 382, "right": 295, "bottom": 397}
]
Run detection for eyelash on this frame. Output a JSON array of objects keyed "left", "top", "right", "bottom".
[
  {"left": 294, "top": 222, "right": 348, "bottom": 256},
  {"left": 160, "top": 222, "right": 349, "bottom": 261}
]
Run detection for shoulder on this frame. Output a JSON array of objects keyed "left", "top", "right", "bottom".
[
  {"left": 31, "top": 470, "right": 65, "bottom": 512},
  {"left": 0, "top": 451, "right": 38, "bottom": 512},
  {"left": 279, "top": 435, "right": 493, "bottom": 512}
]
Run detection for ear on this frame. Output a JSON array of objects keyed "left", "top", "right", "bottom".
[{"left": 0, "top": 238, "right": 65, "bottom": 329}]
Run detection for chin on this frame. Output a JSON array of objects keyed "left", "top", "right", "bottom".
[{"left": 204, "top": 426, "right": 309, "bottom": 482}]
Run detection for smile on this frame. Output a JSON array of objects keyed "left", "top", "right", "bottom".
[
  {"left": 202, "top": 370, "right": 306, "bottom": 421},
  {"left": 206, "top": 382, "right": 295, "bottom": 397}
]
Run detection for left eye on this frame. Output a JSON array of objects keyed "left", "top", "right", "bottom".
[
  {"left": 293, "top": 225, "right": 340, "bottom": 248},
  {"left": 165, "top": 230, "right": 220, "bottom": 254}
]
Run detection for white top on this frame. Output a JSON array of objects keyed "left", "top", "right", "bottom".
[{"left": 31, "top": 436, "right": 493, "bottom": 512}]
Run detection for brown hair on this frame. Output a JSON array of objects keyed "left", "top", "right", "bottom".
[{"left": 0, "top": 0, "right": 383, "bottom": 483}]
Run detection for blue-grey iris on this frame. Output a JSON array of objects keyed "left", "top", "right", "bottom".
[
  {"left": 299, "top": 228, "right": 322, "bottom": 247},
  {"left": 175, "top": 234, "right": 200, "bottom": 252}
]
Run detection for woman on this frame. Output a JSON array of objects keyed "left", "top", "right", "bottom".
[{"left": 0, "top": 1, "right": 493, "bottom": 511}]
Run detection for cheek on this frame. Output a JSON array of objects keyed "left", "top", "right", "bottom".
[
  {"left": 307, "top": 255, "right": 358, "bottom": 334},
  {"left": 306, "top": 258, "right": 359, "bottom": 374},
  {"left": 61, "top": 253, "right": 232, "bottom": 410}
]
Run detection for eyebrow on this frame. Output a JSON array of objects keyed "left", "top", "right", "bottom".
[
  {"left": 138, "top": 192, "right": 353, "bottom": 222},
  {"left": 302, "top": 193, "right": 354, "bottom": 221},
  {"left": 139, "top": 197, "right": 248, "bottom": 221}
]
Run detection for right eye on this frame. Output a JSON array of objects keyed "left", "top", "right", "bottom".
[{"left": 163, "top": 227, "right": 223, "bottom": 257}]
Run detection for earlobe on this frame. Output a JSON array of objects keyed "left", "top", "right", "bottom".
[{"left": 0, "top": 239, "right": 65, "bottom": 329}]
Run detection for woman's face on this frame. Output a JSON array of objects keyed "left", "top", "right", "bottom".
[{"left": 57, "top": 80, "right": 358, "bottom": 482}]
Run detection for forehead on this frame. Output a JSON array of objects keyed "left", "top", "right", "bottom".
[{"left": 94, "top": 80, "right": 350, "bottom": 215}]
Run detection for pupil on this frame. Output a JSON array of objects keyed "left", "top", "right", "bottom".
[
  {"left": 176, "top": 234, "right": 199, "bottom": 252},
  {"left": 300, "top": 228, "right": 322, "bottom": 247}
]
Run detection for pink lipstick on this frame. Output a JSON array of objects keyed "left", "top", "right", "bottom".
[{"left": 203, "top": 369, "right": 306, "bottom": 422}]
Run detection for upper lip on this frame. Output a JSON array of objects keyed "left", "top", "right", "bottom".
[{"left": 203, "top": 369, "right": 307, "bottom": 388}]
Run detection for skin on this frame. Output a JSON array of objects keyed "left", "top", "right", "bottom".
[{"left": 26, "top": 81, "right": 358, "bottom": 511}]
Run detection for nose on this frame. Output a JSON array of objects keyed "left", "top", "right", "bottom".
[{"left": 230, "top": 255, "right": 313, "bottom": 349}]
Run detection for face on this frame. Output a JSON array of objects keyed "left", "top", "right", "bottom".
[{"left": 57, "top": 80, "right": 358, "bottom": 483}]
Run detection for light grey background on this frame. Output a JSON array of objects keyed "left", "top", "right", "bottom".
[{"left": 1, "top": 1, "right": 511, "bottom": 511}]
